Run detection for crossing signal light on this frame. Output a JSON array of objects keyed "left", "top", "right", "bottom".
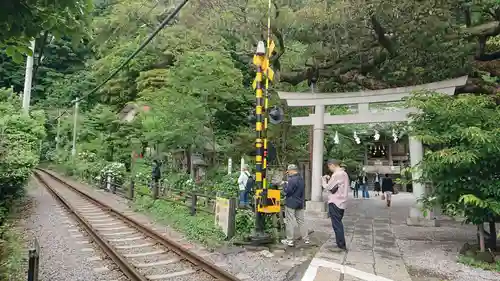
[{"left": 269, "top": 106, "right": 284, "bottom": 124}]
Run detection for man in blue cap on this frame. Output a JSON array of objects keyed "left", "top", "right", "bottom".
[{"left": 280, "top": 164, "right": 309, "bottom": 247}]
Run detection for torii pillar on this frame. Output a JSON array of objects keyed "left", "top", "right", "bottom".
[{"left": 278, "top": 76, "right": 468, "bottom": 224}]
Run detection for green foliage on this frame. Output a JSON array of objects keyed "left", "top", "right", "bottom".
[
  {"left": 5, "top": 0, "right": 498, "bottom": 252},
  {"left": 0, "top": 89, "right": 46, "bottom": 202},
  {"left": 139, "top": 50, "right": 245, "bottom": 151},
  {"left": 211, "top": 174, "right": 240, "bottom": 196},
  {"left": 0, "top": 0, "right": 92, "bottom": 61},
  {"left": 134, "top": 194, "right": 225, "bottom": 248},
  {"left": 458, "top": 255, "right": 500, "bottom": 272},
  {"left": 407, "top": 92, "right": 500, "bottom": 225},
  {"left": 0, "top": 210, "right": 25, "bottom": 281},
  {"left": 234, "top": 209, "right": 255, "bottom": 239},
  {"left": 0, "top": 90, "right": 44, "bottom": 280}
]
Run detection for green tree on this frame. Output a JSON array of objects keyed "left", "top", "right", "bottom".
[
  {"left": 407, "top": 92, "right": 500, "bottom": 252},
  {"left": 139, "top": 51, "right": 245, "bottom": 152},
  {"left": 0, "top": 0, "right": 92, "bottom": 61},
  {"left": 0, "top": 88, "right": 46, "bottom": 225}
]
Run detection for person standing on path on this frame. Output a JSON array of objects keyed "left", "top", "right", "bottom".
[
  {"left": 352, "top": 177, "right": 359, "bottom": 198},
  {"left": 322, "top": 159, "right": 349, "bottom": 251},
  {"left": 374, "top": 172, "right": 381, "bottom": 196},
  {"left": 381, "top": 173, "right": 395, "bottom": 207},
  {"left": 280, "top": 164, "right": 309, "bottom": 247},
  {"left": 151, "top": 159, "right": 161, "bottom": 190},
  {"left": 360, "top": 173, "right": 369, "bottom": 198},
  {"left": 237, "top": 164, "right": 252, "bottom": 207}
]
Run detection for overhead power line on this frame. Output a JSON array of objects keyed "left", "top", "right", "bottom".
[{"left": 54, "top": 0, "right": 189, "bottom": 121}]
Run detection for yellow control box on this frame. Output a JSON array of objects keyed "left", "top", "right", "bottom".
[{"left": 255, "top": 189, "right": 281, "bottom": 213}]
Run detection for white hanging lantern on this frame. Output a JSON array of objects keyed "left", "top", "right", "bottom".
[
  {"left": 333, "top": 131, "right": 339, "bottom": 144},
  {"left": 374, "top": 130, "right": 380, "bottom": 141},
  {"left": 392, "top": 129, "right": 398, "bottom": 143}
]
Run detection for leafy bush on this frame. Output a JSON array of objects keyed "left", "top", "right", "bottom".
[
  {"left": 134, "top": 194, "right": 225, "bottom": 248},
  {"left": 99, "top": 162, "right": 127, "bottom": 186},
  {"left": 407, "top": 92, "right": 500, "bottom": 250},
  {"left": 0, "top": 89, "right": 45, "bottom": 278},
  {"left": 235, "top": 209, "right": 254, "bottom": 239},
  {"left": 0, "top": 91, "right": 45, "bottom": 215},
  {"left": 212, "top": 173, "right": 239, "bottom": 197}
]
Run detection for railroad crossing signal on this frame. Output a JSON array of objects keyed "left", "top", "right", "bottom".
[
  {"left": 268, "top": 106, "right": 284, "bottom": 124},
  {"left": 252, "top": 40, "right": 275, "bottom": 90}
]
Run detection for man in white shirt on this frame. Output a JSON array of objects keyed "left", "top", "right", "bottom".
[{"left": 238, "top": 164, "right": 251, "bottom": 206}]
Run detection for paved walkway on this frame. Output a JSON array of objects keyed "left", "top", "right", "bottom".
[{"left": 302, "top": 193, "right": 416, "bottom": 281}]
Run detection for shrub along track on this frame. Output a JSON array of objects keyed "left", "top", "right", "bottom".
[{"left": 33, "top": 168, "right": 240, "bottom": 281}]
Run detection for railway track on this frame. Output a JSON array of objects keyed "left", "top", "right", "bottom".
[{"left": 33, "top": 168, "right": 240, "bottom": 281}]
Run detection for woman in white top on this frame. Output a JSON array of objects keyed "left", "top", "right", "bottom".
[
  {"left": 237, "top": 165, "right": 251, "bottom": 206},
  {"left": 374, "top": 172, "right": 381, "bottom": 196}
]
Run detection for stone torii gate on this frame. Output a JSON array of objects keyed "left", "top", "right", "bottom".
[{"left": 278, "top": 76, "right": 468, "bottom": 224}]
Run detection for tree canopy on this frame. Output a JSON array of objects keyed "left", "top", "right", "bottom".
[
  {"left": 0, "top": 0, "right": 92, "bottom": 61},
  {"left": 0, "top": 0, "right": 499, "bottom": 213}
]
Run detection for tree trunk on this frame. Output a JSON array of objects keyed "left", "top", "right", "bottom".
[
  {"left": 486, "top": 219, "right": 497, "bottom": 251},
  {"left": 478, "top": 223, "right": 486, "bottom": 252}
]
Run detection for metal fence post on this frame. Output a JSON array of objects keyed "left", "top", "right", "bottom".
[
  {"left": 190, "top": 193, "right": 198, "bottom": 216},
  {"left": 152, "top": 180, "right": 159, "bottom": 200},
  {"left": 27, "top": 238, "right": 39, "bottom": 281},
  {"left": 129, "top": 180, "right": 135, "bottom": 200}
]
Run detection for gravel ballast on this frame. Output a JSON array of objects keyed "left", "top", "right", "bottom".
[
  {"left": 42, "top": 170, "right": 320, "bottom": 281},
  {"left": 18, "top": 180, "right": 123, "bottom": 281}
]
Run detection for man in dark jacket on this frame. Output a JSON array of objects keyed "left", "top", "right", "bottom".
[
  {"left": 280, "top": 164, "right": 309, "bottom": 247},
  {"left": 151, "top": 160, "right": 161, "bottom": 190},
  {"left": 381, "top": 174, "right": 394, "bottom": 207}
]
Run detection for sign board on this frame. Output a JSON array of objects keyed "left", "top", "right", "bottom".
[
  {"left": 256, "top": 189, "right": 281, "bottom": 213},
  {"left": 214, "top": 197, "right": 236, "bottom": 239},
  {"left": 374, "top": 160, "right": 382, "bottom": 166}
]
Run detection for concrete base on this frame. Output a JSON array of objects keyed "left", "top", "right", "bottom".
[
  {"left": 406, "top": 206, "right": 440, "bottom": 227},
  {"left": 306, "top": 201, "right": 328, "bottom": 218}
]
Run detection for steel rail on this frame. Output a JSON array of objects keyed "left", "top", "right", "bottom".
[
  {"left": 32, "top": 171, "right": 148, "bottom": 281},
  {"left": 35, "top": 168, "right": 240, "bottom": 281}
]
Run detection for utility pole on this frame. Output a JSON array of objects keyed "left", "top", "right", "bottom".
[
  {"left": 55, "top": 109, "right": 61, "bottom": 151},
  {"left": 22, "top": 40, "right": 36, "bottom": 115},
  {"left": 71, "top": 99, "right": 79, "bottom": 157}
]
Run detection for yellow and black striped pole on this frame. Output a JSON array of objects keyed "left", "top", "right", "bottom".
[
  {"left": 253, "top": 43, "right": 266, "bottom": 234},
  {"left": 251, "top": 0, "right": 278, "bottom": 237},
  {"left": 262, "top": 0, "right": 273, "bottom": 198}
]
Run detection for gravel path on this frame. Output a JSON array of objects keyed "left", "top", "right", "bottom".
[
  {"left": 388, "top": 194, "right": 500, "bottom": 281},
  {"left": 397, "top": 238, "right": 500, "bottom": 281},
  {"left": 18, "top": 179, "right": 125, "bottom": 281}
]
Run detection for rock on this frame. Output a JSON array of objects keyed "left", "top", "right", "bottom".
[
  {"left": 475, "top": 251, "right": 495, "bottom": 263},
  {"left": 259, "top": 249, "right": 275, "bottom": 258},
  {"left": 459, "top": 243, "right": 471, "bottom": 255}
]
